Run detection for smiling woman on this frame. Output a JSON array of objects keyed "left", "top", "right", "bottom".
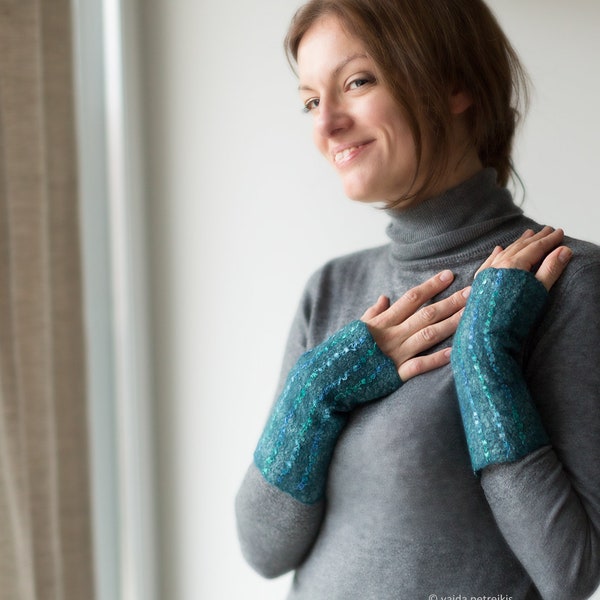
[
  {"left": 296, "top": 21, "right": 424, "bottom": 204},
  {"left": 287, "top": 0, "right": 527, "bottom": 207},
  {"left": 234, "top": 1, "right": 600, "bottom": 599}
]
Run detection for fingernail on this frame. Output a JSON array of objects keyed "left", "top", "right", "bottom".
[
  {"left": 462, "top": 286, "right": 472, "bottom": 298},
  {"left": 444, "top": 348, "right": 452, "bottom": 359},
  {"left": 439, "top": 270, "right": 454, "bottom": 282},
  {"left": 559, "top": 247, "right": 573, "bottom": 264}
]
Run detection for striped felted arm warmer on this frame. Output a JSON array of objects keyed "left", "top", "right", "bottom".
[
  {"left": 451, "top": 268, "right": 550, "bottom": 472},
  {"left": 254, "top": 320, "right": 401, "bottom": 504}
]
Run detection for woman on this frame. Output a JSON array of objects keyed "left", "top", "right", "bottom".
[{"left": 235, "top": 1, "right": 600, "bottom": 598}]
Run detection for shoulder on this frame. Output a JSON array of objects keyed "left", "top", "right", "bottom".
[
  {"left": 534, "top": 235, "right": 600, "bottom": 342},
  {"left": 553, "top": 236, "right": 600, "bottom": 298},
  {"left": 565, "top": 235, "right": 600, "bottom": 269},
  {"left": 526, "top": 236, "right": 600, "bottom": 445}
]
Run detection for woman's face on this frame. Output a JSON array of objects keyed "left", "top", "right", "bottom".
[{"left": 297, "top": 15, "right": 420, "bottom": 206}]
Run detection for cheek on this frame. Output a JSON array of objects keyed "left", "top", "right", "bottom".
[
  {"left": 387, "top": 123, "right": 418, "bottom": 168},
  {"left": 376, "top": 102, "right": 415, "bottom": 152}
]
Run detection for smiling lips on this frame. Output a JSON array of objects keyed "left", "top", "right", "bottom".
[{"left": 333, "top": 141, "right": 373, "bottom": 166}]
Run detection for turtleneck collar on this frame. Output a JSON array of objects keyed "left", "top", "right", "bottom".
[{"left": 386, "top": 168, "right": 524, "bottom": 263}]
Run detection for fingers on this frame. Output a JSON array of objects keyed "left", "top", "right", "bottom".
[
  {"left": 399, "top": 347, "right": 452, "bottom": 382},
  {"left": 488, "top": 227, "right": 566, "bottom": 272},
  {"left": 475, "top": 245, "right": 503, "bottom": 278},
  {"left": 534, "top": 245, "right": 573, "bottom": 291},
  {"left": 366, "top": 270, "right": 455, "bottom": 328},
  {"left": 366, "top": 284, "right": 469, "bottom": 377},
  {"left": 394, "top": 297, "right": 465, "bottom": 365},
  {"left": 360, "top": 295, "right": 390, "bottom": 321},
  {"left": 397, "top": 285, "right": 470, "bottom": 342},
  {"left": 476, "top": 227, "right": 572, "bottom": 291}
]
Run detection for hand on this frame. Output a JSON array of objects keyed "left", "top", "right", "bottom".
[
  {"left": 476, "top": 226, "right": 572, "bottom": 291},
  {"left": 360, "top": 270, "right": 470, "bottom": 382}
]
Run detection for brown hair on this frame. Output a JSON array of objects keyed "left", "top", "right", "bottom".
[{"left": 285, "top": 0, "right": 529, "bottom": 206}]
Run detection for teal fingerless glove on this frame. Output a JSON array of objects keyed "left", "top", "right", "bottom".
[
  {"left": 451, "top": 268, "right": 550, "bottom": 473},
  {"left": 254, "top": 320, "right": 402, "bottom": 504}
]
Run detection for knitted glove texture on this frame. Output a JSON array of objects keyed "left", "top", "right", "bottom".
[
  {"left": 254, "top": 320, "right": 401, "bottom": 504},
  {"left": 451, "top": 268, "right": 550, "bottom": 472}
]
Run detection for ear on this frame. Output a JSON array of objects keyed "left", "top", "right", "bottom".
[{"left": 449, "top": 89, "right": 473, "bottom": 115}]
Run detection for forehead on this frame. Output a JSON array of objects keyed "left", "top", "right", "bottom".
[{"left": 297, "top": 15, "right": 372, "bottom": 84}]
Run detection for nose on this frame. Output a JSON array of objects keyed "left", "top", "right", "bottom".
[{"left": 314, "top": 97, "right": 352, "bottom": 139}]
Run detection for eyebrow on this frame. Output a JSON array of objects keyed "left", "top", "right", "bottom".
[{"left": 298, "top": 53, "right": 369, "bottom": 91}]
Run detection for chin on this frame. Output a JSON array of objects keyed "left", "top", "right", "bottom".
[
  {"left": 342, "top": 183, "right": 394, "bottom": 205},
  {"left": 346, "top": 191, "right": 377, "bottom": 204},
  {"left": 342, "top": 181, "right": 377, "bottom": 203}
]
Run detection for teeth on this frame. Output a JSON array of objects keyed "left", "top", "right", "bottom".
[{"left": 334, "top": 146, "right": 359, "bottom": 163}]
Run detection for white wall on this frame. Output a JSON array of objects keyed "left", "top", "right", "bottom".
[{"left": 140, "top": 1, "right": 600, "bottom": 599}]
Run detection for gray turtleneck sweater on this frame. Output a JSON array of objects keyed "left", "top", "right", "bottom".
[{"left": 235, "top": 170, "right": 600, "bottom": 600}]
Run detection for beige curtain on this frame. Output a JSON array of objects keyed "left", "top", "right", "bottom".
[{"left": 0, "top": 1, "right": 95, "bottom": 599}]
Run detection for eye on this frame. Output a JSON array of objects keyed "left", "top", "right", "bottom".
[
  {"left": 302, "top": 97, "right": 320, "bottom": 113},
  {"left": 347, "top": 75, "right": 375, "bottom": 91}
]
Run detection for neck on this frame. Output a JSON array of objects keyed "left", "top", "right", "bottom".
[
  {"left": 391, "top": 142, "right": 484, "bottom": 211},
  {"left": 423, "top": 139, "right": 484, "bottom": 204},
  {"left": 440, "top": 145, "right": 484, "bottom": 196}
]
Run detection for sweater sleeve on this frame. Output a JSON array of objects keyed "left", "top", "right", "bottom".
[
  {"left": 236, "top": 306, "right": 401, "bottom": 577},
  {"left": 456, "top": 261, "right": 600, "bottom": 599}
]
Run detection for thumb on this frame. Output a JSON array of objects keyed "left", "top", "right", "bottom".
[{"left": 361, "top": 295, "right": 390, "bottom": 322}]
